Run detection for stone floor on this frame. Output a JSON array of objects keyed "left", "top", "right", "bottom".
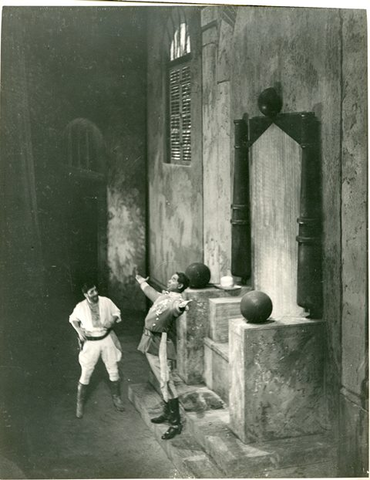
[
  {"left": 0, "top": 295, "right": 338, "bottom": 479},
  {"left": 0, "top": 306, "right": 179, "bottom": 479}
]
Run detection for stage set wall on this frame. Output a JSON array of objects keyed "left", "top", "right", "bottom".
[
  {"left": 229, "top": 8, "right": 367, "bottom": 475},
  {"left": 0, "top": 7, "right": 148, "bottom": 372},
  {"left": 146, "top": 8, "right": 204, "bottom": 287},
  {"left": 1, "top": 6, "right": 148, "bottom": 314},
  {"left": 147, "top": 5, "right": 367, "bottom": 476}
]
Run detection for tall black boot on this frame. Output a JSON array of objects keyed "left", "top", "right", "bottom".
[
  {"left": 161, "top": 398, "right": 182, "bottom": 440},
  {"left": 76, "top": 382, "right": 88, "bottom": 419},
  {"left": 151, "top": 401, "right": 170, "bottom": 424},
  {"left": 110, "top": 380, "right": 125, "bottom": 412}
]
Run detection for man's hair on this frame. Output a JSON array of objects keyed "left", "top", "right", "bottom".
[
  {"left": 81, "top": 281, "right": 97, "bottom": 294},
  {"left": 176, "top": 272, "right": 190, "bottom": 292}
]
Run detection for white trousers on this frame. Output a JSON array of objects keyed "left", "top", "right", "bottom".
[
  {"left": 145, "top": 352, "right": 178, "bottom": 402},
  {"left": 79, "top": 332, "right": 122, "bottom": 385}
]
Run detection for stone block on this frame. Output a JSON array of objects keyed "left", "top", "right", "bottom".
[
  {"left": 204, "top": 338, "right": 229, "bottom": 404},
  {"left": 128, "top": 383, "right": 224, "bottom": 478},
  {"left": 209, "top": 296, "right": 243, "bottom": 342},
  {"left": 130, "top": 381, "right": 336, "bottom": 478},
  {"left": 177, "top": 287, "right": 229, "bottom": 384},
  {"left": 229, "top": 317, "right": 328, "bottom": 444},
  {"left": 185, "top": 403, "right": 335, "bottom": 478}
]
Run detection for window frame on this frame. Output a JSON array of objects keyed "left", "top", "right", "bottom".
[{"left": 165, "top": 20, "right": 192, "bottom": 166}]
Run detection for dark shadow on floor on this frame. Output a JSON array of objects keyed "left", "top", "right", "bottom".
[{"left": 0, "top": 295, "right": 178, "bottom": 479}]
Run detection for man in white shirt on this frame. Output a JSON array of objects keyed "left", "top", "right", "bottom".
[{"left": 69, "top": 281, "right": 124, "bottom": 418}]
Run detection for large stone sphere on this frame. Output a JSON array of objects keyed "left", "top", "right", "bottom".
[
  {"left": 240, "top": 290, "right": 273, "bottom": 323},
  {"left": 185, "top": 263, "right": 211, "bottom": 289},
  {"left": 257, "top": 87, "right": 283, "bottom": 117}
]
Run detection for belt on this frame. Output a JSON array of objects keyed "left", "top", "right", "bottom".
[
  {"left": 85, "top": 329, "right": 111, "bottom": 341},
  {"left": 144, "top": 328, "right": 162, "bottom": 337}
]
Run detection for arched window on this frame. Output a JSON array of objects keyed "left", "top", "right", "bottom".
[
  {"left": 166, "top": 9, "right": 192, "bottom": 165},
  {"left": 64, "top": 118, "right": 104, "bottom": 173}
]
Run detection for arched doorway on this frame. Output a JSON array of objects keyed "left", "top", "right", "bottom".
[{"left": 61, "top": 118, "right": 107, "bottom": 299}]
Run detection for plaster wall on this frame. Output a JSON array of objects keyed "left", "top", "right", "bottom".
[
  {"left": 147, "top": 9, "right": 203, "bottom": 285},
  {"left": 202, "top": 10, "right": 234, "bottom": 282},
  {"left": 5, "top": 7, "right": 148, "bottom": 309},
  {"left": 230, "top": 3, "right": 342, "bottom": 429},
  {"left": 339, "top": 9, "right": 368, "bottom": 476},
  {"left": 227, "top": 6, "right": 367, "bottom": 473}
]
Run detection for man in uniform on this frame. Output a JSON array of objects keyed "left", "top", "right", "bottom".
[
  {"left": 136, "top": 272, "right": 191, "bottom": 440},
  {"left": 69, "top": 281, "right": 125, "bottom": 418}
]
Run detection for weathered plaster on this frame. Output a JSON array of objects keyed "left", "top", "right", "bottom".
[
  {"left": 339, "top": 9, "right": 368, "bottom": 475},
  {"left": 10, "top": 7, "right": 148, "bottom": 309},
  {"left": 231, "top": 5, "right": 342, "bottom": 429},
  {"left": 340, "top": 8, "right": 367, "bottom": 398},
  {"left": 202, "top": 10, "right": 234, "bottom": 282},
  {"left": 147, "top": 9, "right": 203, "bottom": 285},
  {"left": 229, "top": 317, "right": 329, "bottom": 443}
]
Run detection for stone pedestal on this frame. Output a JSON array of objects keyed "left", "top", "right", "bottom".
[
  {"left": 204, "top": 338, "right": 229, "bottom": 404},
  {"left": 209, "top": 296, "right": 246, "bottom": 343},
  {"left": 177, "top": 287, "right": 230, "bottom": 384},
  {"left": 229, "top": 317, "right": 328, "bottom": 444}
]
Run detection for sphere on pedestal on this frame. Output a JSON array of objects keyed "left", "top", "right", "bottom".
[
  {"left": 257, "top": 87, "right": 283, "bottom": 117},
  {"left": 185, "top": 263, "right": 211, "bottom": 289},
  {"left": 240, "top": 290, "right": 273, "bottom": 323}
]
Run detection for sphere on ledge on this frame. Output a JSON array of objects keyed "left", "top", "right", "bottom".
[
  {"left": 185, "top": 263, "right": 211, "bottom": 289},
  {"left": 257, "top": 87, "right": 283, "bottom": 117},
  {"left": 240, "top": 290, "right": 273, "bottom": 323}
]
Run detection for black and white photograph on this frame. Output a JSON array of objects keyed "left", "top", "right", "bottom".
[{"left": 0, "top": 0, "right": 368, "bottom": 478}]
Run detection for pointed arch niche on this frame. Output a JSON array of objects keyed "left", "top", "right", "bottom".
[{"left": 231, "top": 89, "right": 323, "bottom": 318}]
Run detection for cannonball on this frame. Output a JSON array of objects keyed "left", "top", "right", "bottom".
[
  {"left": 185, "top": 263, "right": 211, "bottom": 289},
  {"left": 240, "top": 290, "right": 273, "bottom": 323},
  {"left": 257, "top": 87, "right": 283, "bottom": 117}
]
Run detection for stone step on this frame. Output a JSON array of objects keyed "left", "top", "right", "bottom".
[
  {"left": 128, "top": 382, "right": 226, "bottom": 478},
  {"left": 209, "top": 295, "right": 250, "bottom": 343},
  {"left": 143, "top": 373, "right": 337, "bottom": 478},
  {"left": 185, "top": 405, "right": 336, "bottom": 477},
  {"left": 204, "top": 337, "right": 229, "bottom": 403}
]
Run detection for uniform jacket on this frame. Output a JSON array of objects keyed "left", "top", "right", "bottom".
[{"left": 137, "top": 284, "right": 185, "bottom": 359}]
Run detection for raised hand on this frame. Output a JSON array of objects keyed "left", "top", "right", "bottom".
[
  {"left": 136, "top": 274, "right": 149, "bottom": 285},
  {"left": 179, "top": 300, "right": 192, "bottom": 311}
]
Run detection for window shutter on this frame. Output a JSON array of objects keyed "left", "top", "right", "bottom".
[{"left": 169, "top": 63, "right": 191, "bottom": 164}]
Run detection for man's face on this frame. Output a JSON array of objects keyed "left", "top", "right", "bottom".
[
  {"left": 167, "top": 274, "right": 182, "bottom": 292},
  {"left": 85, "top": 286, "right": 98, "bottom": 303}
]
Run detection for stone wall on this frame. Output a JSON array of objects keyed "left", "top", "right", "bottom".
[
  {"left": 1, "top": 7, "right": 148, "bottom": 310},
  {"left": 230, "top": 8, "right": 343, "bottom": 428},
  {"left": 201, "top": 9, "right": 234, "bottom": 282},
  {"left": 339, "top": 8, "right": 368, "bottom": 476},
  {"left": 199, "top": 5, "right": 367, "bottom": 474},
  {"left": 147, "top": 8, "right": 203, "bottom": 285}
]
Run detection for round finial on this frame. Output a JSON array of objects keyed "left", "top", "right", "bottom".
[
  {"left": 185, "top": 263, "right": 211, "bottom": 289},
  {"left": 257, "top": 88, "right": 283, "bottom": 117},
  {"left": 240, "top": 290, "right": 273, "bottom": 323}
]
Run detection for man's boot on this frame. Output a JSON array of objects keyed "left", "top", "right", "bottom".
[
  {"left": 76, "top": 382, "right": 88, "bottom": 419},
  {"left": 110, "top": 380, "right": 125, "bottom": 412},
  {"left": 161, "top": 398, "right": 182, "bottom": 440},
  {"left": 151, "top": 401, "right": 170, "bottom": 424}
]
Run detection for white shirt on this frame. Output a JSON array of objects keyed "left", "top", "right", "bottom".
[{"left": 69, "top": 296, "right": 121, "bottom": 337}]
